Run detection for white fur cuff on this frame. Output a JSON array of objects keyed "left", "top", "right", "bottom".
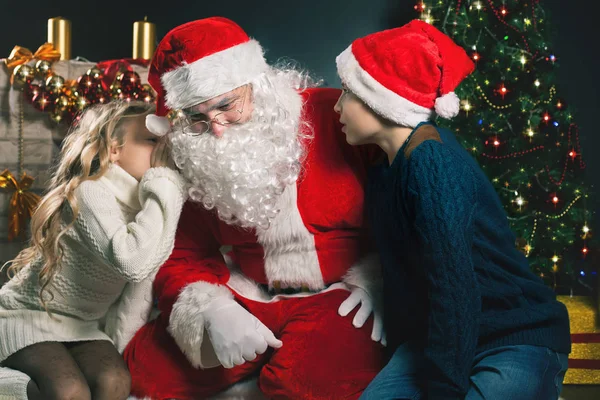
[
  {"left": 342, "top": 253, "right": 383, "bottom": 298},
  {"left": 167, "top": 281, "right": 233, "bottom": 368}
]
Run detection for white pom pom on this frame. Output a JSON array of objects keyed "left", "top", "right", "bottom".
[
  {"left": 145, "top": 114, "right": 170, "bottom": 136},
  {"left": 434, "top": 92, "right": 460, "bottom": 119}
]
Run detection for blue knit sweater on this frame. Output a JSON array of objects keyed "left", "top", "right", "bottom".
[{"left": 366, "top": 122, "right": 571, "bottom": 399}]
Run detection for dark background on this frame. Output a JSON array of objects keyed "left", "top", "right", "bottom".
[{"left": 1, "top": 0, "right": 598, "bottom": 230}]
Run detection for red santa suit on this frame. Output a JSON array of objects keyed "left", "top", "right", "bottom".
[{"left": 126, "top": 17, "right": 384, "bottom": 400}]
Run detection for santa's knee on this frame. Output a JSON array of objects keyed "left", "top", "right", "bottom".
[
  {"left": 258, "top": 359, "right": 360, "bottom": 400},
  {"left": 259, "top": 362, "right": 313, "bottom": 399}
]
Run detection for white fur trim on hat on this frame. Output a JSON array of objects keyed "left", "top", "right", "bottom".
[
  {"left": 145, "top": 114, "right": 170, "bottom": 136},
  {"left": 162, "top": 39, "right": 268, "bottom": 111},
  {"left": 336, "top": 45, "right": 433, "bottom": 128},
  {"left": 434, "top": 91, "right": 460, "bottom": 119}
]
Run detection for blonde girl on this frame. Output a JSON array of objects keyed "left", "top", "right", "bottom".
[{"left": 0, "top": 100, "right": 186, "bottom": 400}]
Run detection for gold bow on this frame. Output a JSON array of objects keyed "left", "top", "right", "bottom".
[
  {"left": 0, "top": 170, "right": 41, "bottom": 241},
  {"left": 5, "top": 42, "right": 61, "bottom": 71}
]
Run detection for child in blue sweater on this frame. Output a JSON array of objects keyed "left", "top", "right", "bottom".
[{"left": 334, "top": 20, "right": 571, "bottom": 400}]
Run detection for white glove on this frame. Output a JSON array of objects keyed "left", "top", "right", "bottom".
[
  {"left": 202, "top": 296, "right": 283, "bottom": 369},
  {"left": 338, "top": 286, "right": 386, "bottom": 346}
]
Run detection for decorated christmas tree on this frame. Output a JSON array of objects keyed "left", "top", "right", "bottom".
[{"left": 416, "top": 0, "right": 596, "bottom": 294}]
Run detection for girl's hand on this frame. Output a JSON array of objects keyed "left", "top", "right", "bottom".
[{"left": 151, "top": 136, "right": 175, "bottom": 169}]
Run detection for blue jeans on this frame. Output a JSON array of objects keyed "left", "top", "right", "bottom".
[{"left": 360, "top": 342, "right": 569, "bottom": 400}]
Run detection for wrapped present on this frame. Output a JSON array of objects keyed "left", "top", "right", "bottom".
[{"left": 557, "top": 295, "right": 600, "bottom": 384}]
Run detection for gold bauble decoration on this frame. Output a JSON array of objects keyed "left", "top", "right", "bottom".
[
  {"left": 45, "top": 75, "right": 65, "bottom": 94},
  {"left": 34, "top": 59, "right": 52, "bottom": 78},
  {"left": 12, "top": 64, "right": 35, "bottom": 88},
  {"left": 73, "top": 95, "right": 89, "bottom": 111},
  {"left": 54, "top": 94, "right": 70, "bottom": 113},
  {"left": 86, "top": 66, "right": 103, "bottom": 80},
  {"left": 49, "top": 109, "right": 64, "bottom": 124},
  {"left": 110, "top": 82, "right": 123, "bottom": 99}
]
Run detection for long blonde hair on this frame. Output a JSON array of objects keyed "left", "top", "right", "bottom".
[{"left": 5, "top": 100, "right": 154, "bottom": 310}]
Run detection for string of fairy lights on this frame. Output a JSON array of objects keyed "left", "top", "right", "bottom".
[{"left": 414, "top": 0, "right": 594, "bottom": 285}]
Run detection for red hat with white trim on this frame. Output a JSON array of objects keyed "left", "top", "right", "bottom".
[
  {"left": 336, "top": 20, "right": 475, "bottom": 128},
  {"left": 145, "top": 17, "right": 268, "bottom": 136}
]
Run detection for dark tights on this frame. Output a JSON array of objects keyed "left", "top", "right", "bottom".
[{"left": 1, "top": 340, "right": 130, "bottom": 400}]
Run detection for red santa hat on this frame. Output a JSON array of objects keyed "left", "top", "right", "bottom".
[
  {"left": 336, "top": 19, "right": 475, "bottom": 128},
  {"left": 145, "top": 17, "right": 269, "bottom": 136}
]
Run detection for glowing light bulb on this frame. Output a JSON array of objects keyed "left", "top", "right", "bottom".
[
  {"left": 583, "top": 226, "right": 590, "bottom": 233},
  {"left": 552, "top": 255, "right": 559, "bottom": 263},
  {"left": 534, "top": 80, "right": 541, "bottom": 87}
]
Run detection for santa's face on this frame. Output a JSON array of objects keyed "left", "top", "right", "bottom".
[
  {"left": 170, "top": 74, "right": 306, "bottom": 230},
  {"left": 180, "top": 85, "right": 254, "bottom": 138}
]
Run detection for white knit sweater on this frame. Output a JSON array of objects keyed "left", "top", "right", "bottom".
[{"left": 0, "top": 164, "right": 186, "bottom": 372}]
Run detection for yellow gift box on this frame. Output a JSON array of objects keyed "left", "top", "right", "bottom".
[{"left": 557, "top": 295, "right": 600, "bottom": 384}]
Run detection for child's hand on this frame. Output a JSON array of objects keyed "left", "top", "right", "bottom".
[{"left": 151, "top": 136, "right": 175, "bottom": 169}]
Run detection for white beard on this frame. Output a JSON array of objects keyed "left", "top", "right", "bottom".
[{"left": 170, "top": 70, "right": 309, "bottom": 230}]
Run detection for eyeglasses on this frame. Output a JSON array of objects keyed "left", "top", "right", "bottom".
[{"left": 173, "top": 86, "right": 248, "bottom": 136}]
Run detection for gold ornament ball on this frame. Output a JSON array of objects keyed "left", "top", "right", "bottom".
[
  {"left": 45, "top": 75, "right": 66, "bottom": 94},
  {"left": 110, "top": 82, "right": 123, "bottom": 99},
  {"left": 12, "top": 64, "right": 35, "bottom": 88},
  {"left": 35, "top": 60, "right": 52, "bottom": 78},
  {"left": 54, "top": 94, "right": 71, "bottom": 113},
  {"left": 86, "top": 67, "right": 103, "bottom": 80},
  {"left": 110, "top": 82, "right": 121, "bottom": 92},
  {"left": 73, "top": 95, "right": 89, "bottom": 111},
  {"left": 49, "top": 110, "right": 64, "bottom": 124},
  {"left": 62, "top": 85, "right": 80, "bottom": 98},
  {"left": 142, "top": 83, "right": 154, "bottom": 93}
]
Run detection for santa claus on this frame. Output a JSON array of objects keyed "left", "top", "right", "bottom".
[{"left": 124, "top": 17, "right": 385, "bottom": 399}]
